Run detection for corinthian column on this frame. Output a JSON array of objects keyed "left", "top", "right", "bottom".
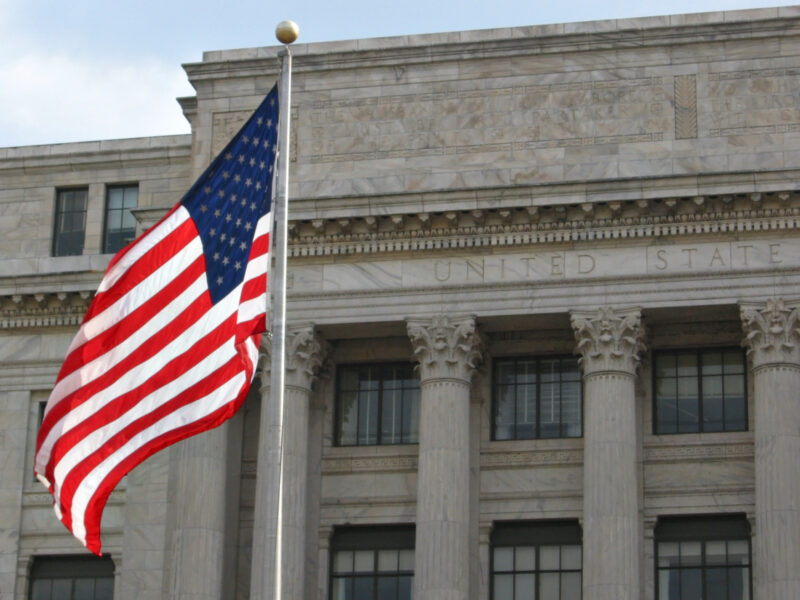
[
  {"left": 571, "top": 307, "right": 645, "bottom": 600},
  {"left": 407, "top": 315, "right": 482, "bottom": 600},
  {"left": 250, "top": 325, "right": 326, "bottom": 600},
  {"left": 741, "top": 298, "right": 800, "bottom": 599}
]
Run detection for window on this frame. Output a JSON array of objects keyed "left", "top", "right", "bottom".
[
  {"left": 53, "top": 188, "right": 88, "bottom": 256},
  {"left": 330, "top": 525, "right": 414, "bottom": 600},
  {"left": 493, "top": 357, "right": 581, "bottom": 440},
  {"left": 336, "top": 363, "right": 419, "bottom": 446},
  {"left": 29, "top": 555, "right": 114, "bottom": 600},
  {"left": 654, "top": 349, "right": 747, "bottom": 434},
  {"left": 104, "top": 185, "right": 138, "bottom": 254},
  {"left": 655, "top": 515, "right": 751, "bottom": 600},
  {"left": 491, "top": 521, "right": 582, "bottom": 600}
]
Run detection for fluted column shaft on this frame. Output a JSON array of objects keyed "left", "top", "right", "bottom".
[
  {"left": 741, "top": 299, "right": 800, "bottom": 599},
  {"left": 572, "top": 307, "right": 644, "bottom": 600},
  {"left": 407, "top": 315, "right": 482, "bottom": 600},
  {"left": 250, "top": 325, "right": 326, "bottom": 600}
]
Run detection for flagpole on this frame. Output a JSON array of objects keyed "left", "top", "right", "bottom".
[{"left": 252, "top": 20, "right": 297, "bottom": 600}]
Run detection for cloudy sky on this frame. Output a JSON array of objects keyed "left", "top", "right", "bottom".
[{"left": 0, "top": 0, "right": 786, "bottom": 148}]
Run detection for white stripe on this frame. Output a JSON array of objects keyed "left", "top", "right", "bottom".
[
  {"left": 49, "top": 273, "right": 207, "bottom": 412},
  {"left": 253, "top": 212, "right": 271, "bottom": 238},
  {"left": 36, "top": 281, "right": 243, "bottom": 475},
  {"left": 98, "top": 208, "right": 190, "bottom": 293},
  {"left": 66, "top": 236, "right": 203, "bottom": 355},
  {"left": 69, "top": 372, "right": 246, "bottom": 544},
  {"left": 237, "top": 296, "right": 266, "bottom": 325},
  {"left": 242, "top": 252, "right": 268, "bottom": 283},
  {"left": 52, "top": 340, "right": 237, "bottom": 495}
]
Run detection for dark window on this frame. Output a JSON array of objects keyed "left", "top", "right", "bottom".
[
  {"left": 655, "top": 515, "right": 751, "bottom": 600},
  {"left": 104, "top": 185, "right": 138, "bottom": 254},
  {"left": 29, "top": 555, "right": 114, "bottom": 600},
  {"left": 654, "top": 349, "right": 747, "bottom": 434},
  {"left": 330, "top": 525, "right": 414, "bottom": 600},
  {"left": 336, "top": 363, "right": 419, "bottom": 446},
  {"left": 491, "top": 521, "right": 582, "bottom": 600},
  {"left": 53, "top": 188, "right": 87, "bottom": 257},
  {"left": 493, "top": 356, "right": 582, "bottom": 440}
]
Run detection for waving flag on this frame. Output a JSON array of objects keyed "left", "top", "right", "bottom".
[{"left": 34, "top": 84, "right": 280, "bottom": 554}]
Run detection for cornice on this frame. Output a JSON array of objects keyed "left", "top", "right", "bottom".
[
  {"left": 0, "top": 291, "right": 93, "bottom": 329},
  {"left": 289, "top": 190, "right": 800, "bottom": 258},
  {"left": 185, "top": 10, "right": 800, "bottom": 82}
]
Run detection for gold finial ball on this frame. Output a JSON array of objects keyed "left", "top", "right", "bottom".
[{"left": 275, "top": 20, "right": 299, "bottom": 45}]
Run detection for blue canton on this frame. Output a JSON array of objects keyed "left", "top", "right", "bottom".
[{"left": 181, "top": 85, "right": 279, "bottom": 304}]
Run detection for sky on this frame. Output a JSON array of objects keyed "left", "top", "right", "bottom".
[{"left": 0, "top": 0, "right": 787, "bottom": 148}]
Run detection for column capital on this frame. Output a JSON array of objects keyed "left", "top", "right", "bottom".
[
  {"left": 741, "top": 298, "right": 800, "bottom": 368},
  {"left": 570, "top": 307, "right": 645, "bottom": 376},
  {"left": 285, "top": 324, "right": 328, "bottom": 392},
  {"left": 406, "top": 314, "right": 483, "bottom": 383}
]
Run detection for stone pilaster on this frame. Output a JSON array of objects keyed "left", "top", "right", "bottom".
[
  {"left": 407, "top": 314, "right": 482, "bottom": 600},
  {"left": 741, "top": 298, "right": 800, "bottom": 599},
  {"left": 250, "top": 326, "right": 326, "bottom": 600},
  {"left": 571, "top": 307, "right": 645, "bottom": 600}
]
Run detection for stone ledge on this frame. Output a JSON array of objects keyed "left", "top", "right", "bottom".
[{"left": 0, "top": 291, "right": 94, "bottom": 329}]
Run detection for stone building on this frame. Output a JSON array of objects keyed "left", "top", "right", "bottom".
[{"left": 2, "top": 6, "right": 800, "bottom": 600}]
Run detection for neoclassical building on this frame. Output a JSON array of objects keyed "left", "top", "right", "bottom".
[{"left": 2, "top": 6, "right": 800, "bottom": 600}]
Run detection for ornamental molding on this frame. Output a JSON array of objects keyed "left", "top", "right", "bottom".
[
  {"left": 741, "top": 298, "right": 800, "bottom": 367},
  {"left": 288, "top": 191, "right": 800, "bottom": 258},
  {"left": 322, "top": 453, "right": 418, "bottom": 474},
  {"left": 643, "top": 440, "right": 754, "bottom": 463},
  {"left": 406, "top": 314, "right": 483, "bottom": 383},
  {"left": 481, "top": 448, "right": 583, "bottom": 468},
  {"left": 0, "top": 291, "right": 94, "bottom": 329},
  {"left": 285, "top": 324, "right": 328, "bottom": 391},
  {"left": 571, "top": 306, "right": 645, "bottom": 375}
]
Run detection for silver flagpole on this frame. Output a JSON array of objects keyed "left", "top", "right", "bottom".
[{"left": 251, "top": 20, "right": 297, "bottom": 600}]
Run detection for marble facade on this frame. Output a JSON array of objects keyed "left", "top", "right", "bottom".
[{"left": 2, "top": 7, "right": 800, "bottom": 599}]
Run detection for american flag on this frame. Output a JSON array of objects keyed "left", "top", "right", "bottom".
[{"left": 34, "top": 85, "right": 280, "bottom": 554}]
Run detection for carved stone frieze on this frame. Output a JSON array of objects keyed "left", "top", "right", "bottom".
[
  {"left": 644, "top": 440, "right": 754, "bottom": 463},
  {"left": 0, "top": 291, "right": 94, "bottom": 329},
  {"left": 571, "top": 307, "right": 645, "bottom": 375},
  {"left": 288, "top": 191, "right": 800, "bottom": 258},
  {"left": 741, "top": 298, "right": 800, "bottom": 368},
  {"left": 406, "top": 314, "right": 483, "bottom": 383}
]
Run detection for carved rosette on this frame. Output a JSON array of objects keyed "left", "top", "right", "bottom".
[
  {"left": 406, "top": 314, "right": 483, "bottom": 383},
  {"left": 285, "top": 324, "right": 328, "bottom": 392},
  {"left": 741, "top": 298, "right": 800, "bottom": 368},
  {"left": 571, "top": 307, "right": 645, "bottom": 376}
]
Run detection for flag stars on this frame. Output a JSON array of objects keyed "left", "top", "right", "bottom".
[
  {"left": 234, "top": 261, "right": 242, "bottom": 271},
  {"left": 225, "top": 213, "right": 232, "bottom": 223},
  {"left": 214, "top": 209, "right": 221, "bottom": 217},
  {"left": 238, "top": 155, "right": 245, "bottom": 164},
  {"left": 200, "top": 204, "right": 208, "bottom": 213},
  {"left": 255, "top": 182, "right": 262, "bottom": 191},
  {"left": 204, "top": 186, "right": 212, "bottom": 195},
  {"left": 250, "top": 202, "right": 257, "bottom": 211},
  {"left": 217, "top": 190, "right": 225, "bottom": 198},
  {"left": 222, "top": 256, "right": 229, "bottom": 266},
  {"left": 234, "top": 174, "right": 241, "bottom": 183},
  {"left": 217, "top": 276, "right": 224, "bottom": 285},
  {"left": 257, "top": 117, "right": 263, "bottom": 125},
  {"left": 220, "top": 233, "right": 227, "bottom": 242},
  {"left": 252, "top": 137, "right": 260, "bottom": 145},
  {"left": 213, "top": 252, "right": 220, "bottom": 261},
  {"left": 242, "top": 135, "right": 249, "bottom": 143},
  {"left": 239, "top": 241, "right": 247, "bottom": 251},
  {"left": 241, "top": 197, "right": 248, "bottom": 206},
  {"left": 249, "top": 157, "right": 256, "bottom": 166},
  {"left": 235, "top": 218, "right": 242, "bottom": 226},
  {"left": 229, "top": 238, "right": 235, "bottom": 246},
  {"left": 259, "top": 161, "right": 266, "bottom": 170},
  {"left": 245, "top": 178, "right": 252, "bottom": 187},
  {"left": 225, "top": 152, "right": 233, "bottom": 160},
  {"left": 244, "top": 222, "right": 252, "bottom": 231},
  {"left": 209, "top": 228, "right": 216, "bottom": 237},
  {"left": 222, "top": 171, "right": 229, "bottom": 179}
]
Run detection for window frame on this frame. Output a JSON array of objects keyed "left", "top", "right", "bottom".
[
  {"left": 334, "top": 362, "right": 420, "bottom": 447},
  {"left": 52, "top": 187, "right": 88, "bottom": 257},
  {"left": 329, "top": 525, "right": 415, "bottom": 600},
  {"left": 102, "top": 184, "right": 139, "bottom": 254},
  {"left": 29, "top": 554, "right": 115, "bottom": 600},
  {"left": 654, "top": 514, "right": 752, "bottom": 600},
  {"left": 491, "top": 355, "right": 583, "bottom": 441},
  {"left": 651, "top": 347, "right": 748, "bottom": 435},
  {"left": 490, "top": 520, "right": 583, "bottom": 600}
]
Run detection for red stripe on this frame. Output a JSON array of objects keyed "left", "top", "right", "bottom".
[
  {"left": 104, "top": 205, "right": 180, "bottom": 272},
  {"left": 81, "top": 389, "right": 250, "bottom": 555},
  {"left": 42, "top": 293, "right": 216, "bottom": 479},
  {"left": 44, "top": 301, "right": 228, "bottom": 483},
  {"left": 38, "top": 275, "right": 211, "bottom": 456},
  {"left": 241, "top": 274, "right": 266, "bottom": 302},
  {"left": 57, "top": 350, "right": 246, "bottom": 534},
  {"left": 57, "top": 255, "right": 207, "bottom": 380},
  {"left": 249, "top": 232, "right": 269, "bottom": 258},
  {"left": 84, "top": 217, "right": 198, "bottom": 322}
]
